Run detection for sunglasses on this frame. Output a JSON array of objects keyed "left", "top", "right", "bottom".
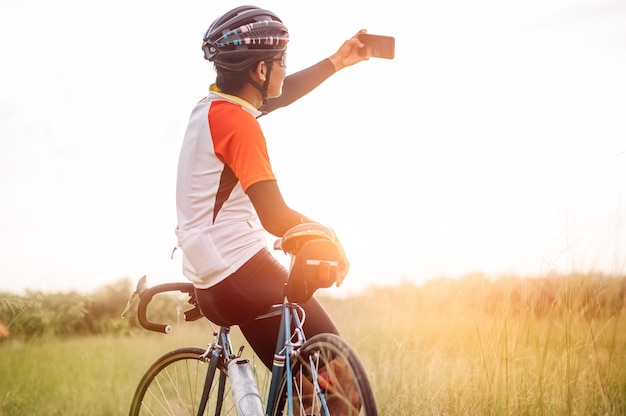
[{"left": 267, "top": 52, "right": 287, "bottom": 68}]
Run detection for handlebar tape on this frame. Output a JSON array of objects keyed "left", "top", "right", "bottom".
[{"left": 136, "top": 281, "right": 196, "bottom": 334}]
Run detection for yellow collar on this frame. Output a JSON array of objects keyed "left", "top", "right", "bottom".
[{"left": 209, "top": 84, "right": 257, "bottom": 111}]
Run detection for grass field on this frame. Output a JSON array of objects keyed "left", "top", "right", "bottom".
[{"left": 2, "top": 274, "right": 626, "bottom": 415}]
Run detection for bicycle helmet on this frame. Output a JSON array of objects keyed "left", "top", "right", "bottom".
[{"left": 202, "top": 5, "right": 289, "bottom": 72}]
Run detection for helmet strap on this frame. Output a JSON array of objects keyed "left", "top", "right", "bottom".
[{"left": 260, "top": 61, "right": 273, "bottom": 104}]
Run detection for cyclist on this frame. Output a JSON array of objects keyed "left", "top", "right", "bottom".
[{"left": 175, "top": 5, "right": 369, "bottom": 371}]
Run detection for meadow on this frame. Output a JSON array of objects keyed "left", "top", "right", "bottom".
[{"left": 1, "top": 273, "right": 626, "bottom": 415}]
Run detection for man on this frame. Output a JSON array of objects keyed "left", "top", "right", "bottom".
[{"left": 176, "top": 4, "right": 369, "bottom": 369}]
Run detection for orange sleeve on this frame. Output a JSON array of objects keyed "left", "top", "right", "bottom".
[{"left": 209, "top": 101, "right": 276, "bottom": 191}]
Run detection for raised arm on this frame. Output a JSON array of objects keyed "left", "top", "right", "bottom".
[{"left": 260, "top": 30, "right": 369, "bottom": 113}]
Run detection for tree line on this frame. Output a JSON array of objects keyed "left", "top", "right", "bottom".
[
  {"left": 0, "top": 278, "right": 191, "bottom": 339},
  {"left": 1, "top": 272, "right": 625, "bottom": 340}
]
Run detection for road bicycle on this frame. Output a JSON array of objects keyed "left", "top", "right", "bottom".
[{"left": 123, "top": 223, "right": 377, "bottom": 415}]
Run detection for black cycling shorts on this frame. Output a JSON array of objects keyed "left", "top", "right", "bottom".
[{"left": 195, "top": 248, "right": 339, "bottom": 369}]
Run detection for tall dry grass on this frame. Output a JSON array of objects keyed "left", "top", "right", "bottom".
[
  {"left": 1, "top": 273, "right": 626, "bottom": 415},
  {"left": 328, "top": 274, "right": 626, "bottom": 415}
]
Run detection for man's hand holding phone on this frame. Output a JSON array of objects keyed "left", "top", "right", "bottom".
[{"left": 328, "top": 30, "right": 395, "bottom": 71}]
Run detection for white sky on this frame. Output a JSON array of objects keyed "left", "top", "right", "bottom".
[{"left": 0, "top": 0, "right": 625, "bottom": 295}]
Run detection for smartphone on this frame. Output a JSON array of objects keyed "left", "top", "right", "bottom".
[{"left": 358, "top": 34, "right": 395, "bottom": 59}]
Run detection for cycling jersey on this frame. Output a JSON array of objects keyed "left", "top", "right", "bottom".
[
  {"left": 176, "top": 59, "right": 336, "bottom": 288},
  {"left": 175, "top": 87, "right": 275, "bottom": 288}
]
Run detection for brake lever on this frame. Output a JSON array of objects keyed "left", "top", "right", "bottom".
[
  {"left": 121, "top": 275, "right": 148, "bottom": 318},
  {"left": 121, "top": 291, "right": 138, "bottom": 318}
]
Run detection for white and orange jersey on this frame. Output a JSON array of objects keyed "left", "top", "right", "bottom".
[{"left": 175, "top": 87, "right": 275, "bottom": 288}]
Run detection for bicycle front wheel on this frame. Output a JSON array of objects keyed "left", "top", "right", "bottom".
[
  {"left": 129, "top": 347, "right": 236, "bottom": 416},
  {"left": 273, "top": 333, "right": 377, "bottom": 416}
]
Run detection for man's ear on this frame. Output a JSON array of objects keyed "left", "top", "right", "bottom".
[{"left": 251, "top": 61, "right": 267, "bottom": 82}]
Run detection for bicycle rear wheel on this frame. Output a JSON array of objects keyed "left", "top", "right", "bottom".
[
  {"left": 129, "top": 347, "right": 236, "bottom": 416},
  {"left": 273, "top": 333, "right": 377, "bottom": 416}
]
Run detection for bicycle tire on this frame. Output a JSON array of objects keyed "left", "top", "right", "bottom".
[
  {"left": 272, "top": 333, "right": 377, "bottom": 416},
  {"left": 129, "top": 347, "right": 236, "bottom": 416}
]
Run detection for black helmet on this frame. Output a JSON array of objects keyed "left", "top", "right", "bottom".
[{"left": 202, "top": 5, "right": 289, "bottom": 71}]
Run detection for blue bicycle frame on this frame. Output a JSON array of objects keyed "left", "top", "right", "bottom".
[
  {"left": 198, "top": 301, "right": 315, "bottom": 416},
  {"left": 265, "top": 302, "right": 304, "bottom": 416}
]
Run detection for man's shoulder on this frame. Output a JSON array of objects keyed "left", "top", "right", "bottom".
[{"left": 209, "top": 99, "right": 260, "bottom": 130}]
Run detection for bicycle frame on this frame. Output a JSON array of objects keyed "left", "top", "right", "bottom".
[
  {"left": 265, "top": 301, "right": 305, "bottom": 415},
  {"left": 196, "top": 300, "right": 310, "bottom": 416}
]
